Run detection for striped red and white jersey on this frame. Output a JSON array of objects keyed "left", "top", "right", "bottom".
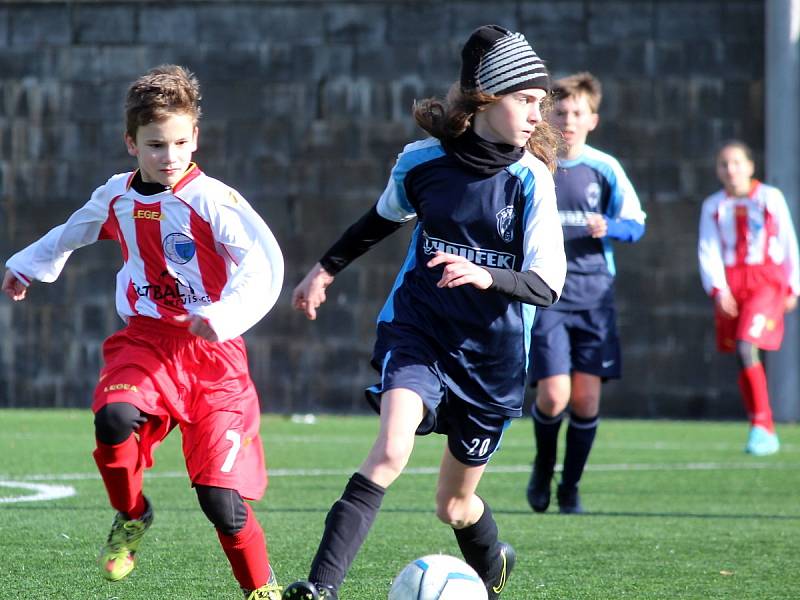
[
  {"left": 6, "top": 164, "right": 284, "bottom": 341},
  {"left": 698, "top": 180, "right": 800, "bottom": 297}
]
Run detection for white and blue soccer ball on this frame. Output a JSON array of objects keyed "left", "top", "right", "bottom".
[{"left": 388, "top": 554, "right": 488, "bottom": 600}]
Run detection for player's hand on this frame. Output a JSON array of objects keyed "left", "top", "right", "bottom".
[
  {"left": 785, "top": 294, "right": 798, "bottom": 313},
  {"left": 586, "top": 213, "right": 608, "bottom": 238},
  {"left": 292, "top": 262, "right": 335, "bottom": 320},
  {"left": 715, "top": 289, "right": 738, "bottom": 319},
  {"left": 173, "top": 314, "right": 218, "bottom": 342},
  {"left": 427, "top": 251, "right": 493, "bottom": 290},
  {"left": 2, "top": 270, "right": 28, "bottom": 301}
]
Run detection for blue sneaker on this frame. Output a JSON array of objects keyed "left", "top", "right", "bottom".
[{"left": 745, "top": 426, "right": 780, "bottom": 456}]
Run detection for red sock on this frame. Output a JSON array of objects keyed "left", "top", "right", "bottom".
[
  {"left": 93, "top": 434, "right": 147, "bottom": 518},
  {"left": 217, "top": 503, "right": 271, "bottom": 590},
  {"left": 739, "top": 364, "right": 774, "bottom": 432}
]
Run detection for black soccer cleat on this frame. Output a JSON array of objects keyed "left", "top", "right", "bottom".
[
  {"left": 556, "top": 483, "right": 584, "bottom": 514},
  {"left": 526, "top": 462, "right": 553, "bottom": 513},
  {"left": 281, "top": 581, "right": 337, "bottom": 600},
  {"left": 485, "top": 542, "right": 516, "bottom": 600}
]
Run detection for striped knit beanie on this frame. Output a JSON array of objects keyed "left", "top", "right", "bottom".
[{"left": 460, "top": 24, "right": 550, "bottom": 95}]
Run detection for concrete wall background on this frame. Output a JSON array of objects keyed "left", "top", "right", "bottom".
[{"left": 0, "top": 1, "right": 767, "bottom": 418}]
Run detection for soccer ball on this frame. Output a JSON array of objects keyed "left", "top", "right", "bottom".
[{"left": 388, "top": 554, "right": 488, "bottom": 600}]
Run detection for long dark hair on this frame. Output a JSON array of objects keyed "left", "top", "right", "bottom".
[{"left": 413, "top": 83, "right": 560, "bottom": 172}]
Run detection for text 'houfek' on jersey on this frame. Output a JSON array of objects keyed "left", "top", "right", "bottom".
[
  {"left": 6, "top": 165, "right": 284, "bottom": 342},
  {"left": 371, "top": 138, "right": 565, "bottom": 417},
  {"left": 554, "top": 145, "right": 645, "bottom": 310},
  {"left": 698, "top": 180, "right": 800, "bottom": 297}
]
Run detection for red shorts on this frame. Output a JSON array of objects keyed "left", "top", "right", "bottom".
[
  {"left": 92, "top": 317, "right": 267, "bottom": 500},
  {"left": 716, "top": 264, "right": 789, "bottom": 352}
]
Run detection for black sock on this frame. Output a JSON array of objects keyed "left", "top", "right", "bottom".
[
  {"left": 532, "top": 404, "right": 564, "bottom": 474},
  {"left": 561, "top": 413, "right": 598, "bottom": 489},
  {"left": 453, "top": 499, "right": 499, "bottom": 580},
  {"left": 309, "top": 472, "right": 385, "bottom": 590}
]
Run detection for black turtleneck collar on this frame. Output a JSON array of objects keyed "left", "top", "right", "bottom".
[
  {"left": 131, "top": 171, "right": 170, "bottom": 196},
  {"left": 442, "top": 127, "right": 525, "bottom": 176}
]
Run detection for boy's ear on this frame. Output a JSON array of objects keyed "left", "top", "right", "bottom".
[
  {"left": 191, "top": 126, "right": 199, "bottom": 152},
  {"left": 124, "top": 132, "right": 138, "bottom": 157},
  {"left": 588, "top": 113, "right": 600, "bottom": 132}
]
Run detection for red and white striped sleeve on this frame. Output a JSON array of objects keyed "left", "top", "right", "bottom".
[
  {"left": 5, "top": 174, "right": 127, "bottom": 286},
  {"left": 767, "top": 186, "right": 800, "bottom": 296},
  {"left": 190, "top": 186, "right": 284, "bottom": 341},
  {"left": 697, "top": 191, "right": 729, "bottom": 297}
]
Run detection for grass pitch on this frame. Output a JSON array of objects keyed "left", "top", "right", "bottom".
[{"left": 0, "top": 410, "right": 798, "bottom": 599}]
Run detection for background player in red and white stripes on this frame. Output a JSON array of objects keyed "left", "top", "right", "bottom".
[
  {"left": 698, "top": 140, "right": 799, "bottom": 456},
  {"left": 2, "top": 65, "right": 285, "bottom": 599}
]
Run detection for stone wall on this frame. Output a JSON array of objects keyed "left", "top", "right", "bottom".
[{"left": 0, "top": 1, "right": 766, "bottom": 418}]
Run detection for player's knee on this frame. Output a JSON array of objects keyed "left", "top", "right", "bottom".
[
  {"left": 569, "top": 395, "right": 599, "bottom": 418},
  {"left": 94, "top": 402, "right": 145, "bottom": 445},
  {"left": 537, "top": 395, "right": 567, "bottom": 417},
  {"left": 434, "top": 495, "right": 469, "bottom": 527},
  {"left": 377, "top": 437, "right": 414, "bottom": 475},
  {"left": 735, "top": 340, "right": 759, "bottom": 368},
  {"left": 195, "top": 485, "right": 248, "bottom": 536}
]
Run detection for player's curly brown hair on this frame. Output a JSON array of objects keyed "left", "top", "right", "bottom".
[
  {"left": 413, "top": 83, "right": 560, "bottom": 172},
  {"left": 125, "top": 65, "right": 201, "bottom": 138}
]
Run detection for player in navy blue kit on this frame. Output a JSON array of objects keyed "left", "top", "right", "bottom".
[
  {"left": 282, "top": 25, "right": 566, "bottom": 600},
  {"left": 526, "top": 72, "right": 646, "bottom": 515}
]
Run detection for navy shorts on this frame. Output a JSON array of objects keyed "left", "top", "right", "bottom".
[
  {"left": 529, "top": 305, "right": 621, "bottom": 382},
  {"left": 366, "top": 348, "right": 511, "bottom": 466}
]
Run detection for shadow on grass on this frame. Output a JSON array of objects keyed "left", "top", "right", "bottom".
[{"left": 7, "top": 503, "right": 800, "bottom": 522}]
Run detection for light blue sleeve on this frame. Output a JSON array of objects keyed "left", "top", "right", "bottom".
[
  {"left": 376, "top": 138, "right": 446, "bottom": 222},
  {"left": 585, "top": 146, "right": 646, "bottom": 243}
]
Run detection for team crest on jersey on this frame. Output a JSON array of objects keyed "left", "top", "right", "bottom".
[
  {"left": 163, "top": 232, "right": 196, "bottom": 264},
  {"left": 496, "top": 206, "right": 516, "bottom": 243},
  {"left": 585, "top": 182, "right": 601, "bottom": 209}
]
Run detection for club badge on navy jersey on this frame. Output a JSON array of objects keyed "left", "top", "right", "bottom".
[
  {"left": 585, "top": 182, "right": 601, "bottom": 209},
  {"left": 496, "top": 206, "right": 516, "bottom": 243}
]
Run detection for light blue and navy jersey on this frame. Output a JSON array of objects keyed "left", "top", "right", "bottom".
[
  {"left": 553, "top": 145, "right": 645, "bottom": 310},
  {"left": 372, "top": 138, "right": 565, "bottom": 417}
]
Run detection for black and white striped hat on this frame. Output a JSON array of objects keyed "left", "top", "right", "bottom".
[{"left": 460, "top": 25, "right": 550, "bottom": 96}]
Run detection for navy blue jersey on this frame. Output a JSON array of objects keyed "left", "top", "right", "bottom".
[
  {"left": 553, "top": 145, "right": 645, "bottom": 310},
  {"left": 372, "top": 138, "right": 565, "bottom": 417}
]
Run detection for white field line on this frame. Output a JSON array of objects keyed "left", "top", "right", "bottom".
[
  {"left": 0, "top": 481, "right": 76, "bottom": 503},
  {"left": 2, "top": 461, "right": 797, "bottom": 504},
  {"left": 1, "top": 460, "right": 798, "bottom": 485}
]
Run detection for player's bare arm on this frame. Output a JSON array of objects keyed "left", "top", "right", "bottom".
[
  {"left": 785, "top": 294, "right": 798, "bottom": 313},
  {"left": 2, "top": 270, "right": 28, "bottom": 301},
  {"left": 292, "top": 262, "right": 335, "bottom": 320},
  {"left": 427, "top": 251, "right": 493, "bottom": 290}
]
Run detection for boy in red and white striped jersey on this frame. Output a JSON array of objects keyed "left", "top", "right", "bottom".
[
  {"left": 698, "top": 140, "right": 799, "bottom": 456},
  {"left": 2, "top": 65, "right": 285, "bottom": 599}
]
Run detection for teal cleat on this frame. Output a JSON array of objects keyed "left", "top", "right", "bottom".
[{"left": 745, "top": 426, "right": 780, "bottom": 456}]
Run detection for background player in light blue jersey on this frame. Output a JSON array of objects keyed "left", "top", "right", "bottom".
[
  {"left": 283, "top": 25, "right": 565, "bottom": 600},
  {"left": 526, "top": 72, "right": 646, "bottom": 514}
]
